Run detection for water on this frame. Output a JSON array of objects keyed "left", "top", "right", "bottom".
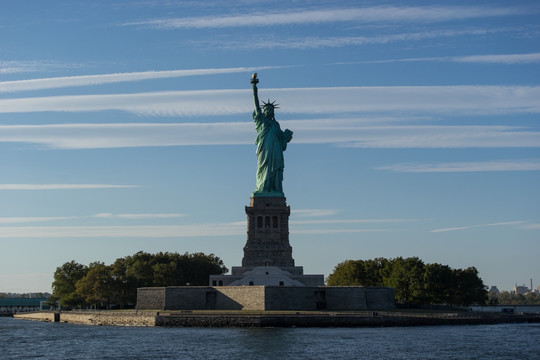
[{"left": 1, "top": 317, "right": 539, "bottom": 359}]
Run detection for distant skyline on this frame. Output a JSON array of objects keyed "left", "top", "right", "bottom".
[{"left": 0, "top": 0, "right": 538, "bottom": 292}]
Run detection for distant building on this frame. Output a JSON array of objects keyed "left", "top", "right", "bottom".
[
  {"left": 513, "top": 285, "right": 529, "bottom": 295},
  {"left": 488, "top": 286, "right": 500, "bottom": 294},
  {"left": 0, "top": 298, "right": 48, "bottom": 313}
]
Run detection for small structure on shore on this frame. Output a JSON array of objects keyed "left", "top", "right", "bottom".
[{"left": 0, "top": 298, "right": 48, "bottom": 314}]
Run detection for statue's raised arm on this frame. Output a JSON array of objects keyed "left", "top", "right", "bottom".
[{"left": 251, "top": 73, "right": 261, "bottom": 113}]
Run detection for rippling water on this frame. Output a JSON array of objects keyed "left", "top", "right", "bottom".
[{"left": 2, "top": 317, "right": 539, "bottom": 359}]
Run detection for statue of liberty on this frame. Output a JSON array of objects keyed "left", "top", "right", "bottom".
[{"left": 250, "top": 73, "right": 293, "bottom": 197}]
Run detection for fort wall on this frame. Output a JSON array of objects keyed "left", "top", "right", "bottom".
[{"left": 136, "top": 286, "right": 395, "bottom": 311}]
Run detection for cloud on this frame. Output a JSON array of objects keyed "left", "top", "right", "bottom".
[
  {"left": 92, "top": 213, "right": 186, "bottom": 219},
  {"left": 1, "top": 86, "right": 539, "bottom": 116},
  {"left": 0, "top": 89, "right": 248, "bottom": 116},
  {"left": 1, "top": 122, "right": 539, "bottom": 149},
  {"left": 453, "top": 52, "right": 540, "bottom": 64},
  {"left": 0, "top": 216, "right": 75, "bottom": 224},
  {"left": 292, "top": 219, "right": 414, "bottom": 225},
  {"left": 0, "top": 60, "right": 77, "bottom": 74},
  {"left": 0, "top": 224, "right": 395, "bottom": 238},
  {"left": 124, "top": 6, "right": 526, "bottom": 29},
  {"left": 294, "top": 229, "right": 388, "bottom": 234},
  {"left": 0, "top": 223, "right": 244, "bottom": 238},
  {"left": 221, "top": 28, "right": 503, "bottom": 50},
  {"left": 292, "top": 209, "right": 339, "bottom": 218},
  {"left": 0, "top": 66, "right": 284, "bottom": 93},
  {"left": 0, "top": 213, "right": 185, "bottom": 224},
  {"left": 377, "top": 160, "right": 540, "bottom": 173},
  {"left": 0, "top": 122, "right": 253, "bottom": 149},
  {"left": 360, "top": 52, "right": 540, "bottom": 65},
  {"left": 431, "top": 221, "right": 526, "bottom": 233},
  {"left": 0, "top": 184, "right": 139, "bottom": 190}
]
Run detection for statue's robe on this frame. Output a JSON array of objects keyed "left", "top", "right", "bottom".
[{"left": 252, "top": 109, "right": 291, "bottom": 196}]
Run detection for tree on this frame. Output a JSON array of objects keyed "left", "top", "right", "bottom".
[
  {"left": 452, "top": 267, "right": 487, "bottom": 306},
  {"left": 361, "top": 258, "right": 388, "bottom": 286},
  {"left": 326, "top": 260, "right": 365, "bottom": 286},
  {"left": 382, "top": 257, "right": 425, "bottom": 304},
  {"left": 327, "top": 257, "right": 488, "bottom": 306},
  {"left": 75, "top": 262, "right": 121, "bottom": 309},
  {"left": 423, "top": 263, "right": 454, "bottom": 304},
  {"left": 51, "top": 251, "right": 229, "bottom": 308},
  {"left": 182, "top": 252, "right": 228, "bottom": 285},
  {"left": 51, "top": 260, "right": 88, "bottom": 308}
]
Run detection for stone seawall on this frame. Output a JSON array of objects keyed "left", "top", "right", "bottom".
[
  {"left": 14, "top": 311, "right": 156, "bottom": 326},
  {"left": 14, "top": 311, "right": 540, "bottom": 328},
  {"left": 155, "top": 312, "right": 540, "bottom": 327},
  {"left": 14, "top": 312, "right": 56, "bottom": 322}
]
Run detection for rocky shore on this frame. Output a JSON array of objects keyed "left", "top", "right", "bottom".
[{"left": 13, "top": 310, "right": 540, "bottom": 327}]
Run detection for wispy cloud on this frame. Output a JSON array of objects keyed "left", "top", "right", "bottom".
[
  {"left": 292, "top": 209, "right": 339, "bottom": 218},
  {"left": 0, "top": 66, "right": 284, "bottom": 93},
  {"left": 92, "top": 213, "right": 186, "bottom": 219},
  {"left": 0, "top": 184, "right": 139, "bottom": 190},
  {"left": 360, "top": 52, "right": 540, "bottom": 65},
  {"left": 292, "top": 219, "right": 414, "bottom": 225},
  {"left": 124, "top": 6, "right": 527, "bottom": 29},
  {"left": 0, "top": 60, "right": 78, "bottom": 74},
  {"left": 0, "top": 216, "right": 75, "bottom": 224},
  {"left": 0, "top": 223, "right": 244, "bottom": 238},
  {"left": 1, "top": 122, "right": 539, "bottom": 149},
  {"left": 0, "top": 222, "right": 400, "bottom": 238},
  {"left": 0, "top": 213, "right": 185, "bottom": 224},
  {"left": 431, "top": 221, "right": 526, "bottom": 233},
  {"left": 377, "top": 160, "right": 540, "bottom": 173},
  {"left": 0, "top": 122, "right": 253, "bottom": 149},
  {"left": 0, "top": 89, "right": 247, "bottom": 116},
  {"left": 220, "top": 28, "right": 505, "bottom": 50},
  {"left": 294, "top": 229, "right": 388, "bottom": 234},
  {"left": 1, "top": 86, "right": 539, "bottom": 116},
  {"left": 453, "top": 52, "right": 540, "bottom": 64}
]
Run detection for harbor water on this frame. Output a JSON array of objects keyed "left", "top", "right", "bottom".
[{"left": 1, "top": 317, "right": 539, "bottom": 359}]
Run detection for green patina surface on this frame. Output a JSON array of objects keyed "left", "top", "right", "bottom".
[{"left": 250, "top": 74, "right": 292, "bottom": 198}]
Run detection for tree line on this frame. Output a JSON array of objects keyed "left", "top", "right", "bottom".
[
  {"left": 49, "top": 251, "right": 227, "bottom": 309},
  {"left": 489, "top": 291, "right": 540, "bottom": 305},
  {"left": 0, "top": 292, "right": 50, "bottom": 298},
  {"left": 326, "top": 257, "right": 488, "bottom": 306}
]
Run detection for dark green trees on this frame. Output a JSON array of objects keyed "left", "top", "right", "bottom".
[
  {"left": 327, "top": 257, "right": 487, "bottom": 306},
  {"left": 51, "top": 251, "right": 228, "bottom": 308},
  {"left": 50, "top": 260, "right": 88, "bottom": 308}
]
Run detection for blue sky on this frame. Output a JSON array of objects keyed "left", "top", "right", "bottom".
[{"left": 1, "top": 0, "right": 539, "bottom": 293}]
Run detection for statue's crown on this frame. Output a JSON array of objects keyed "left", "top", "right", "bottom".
[{"left": 262, "top": 99, "right": 279, "bottom": 109}]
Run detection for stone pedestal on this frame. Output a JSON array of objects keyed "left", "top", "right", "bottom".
[
  {"left": 209, "top": 196, "right": 324, "bottom": 287},
  {"left": 242, "top": 197, "right": 295, "bottom": 268}
]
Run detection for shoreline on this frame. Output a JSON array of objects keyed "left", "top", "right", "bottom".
[{"left": 13, "top": 310, "right": 540, "bottom": 328}]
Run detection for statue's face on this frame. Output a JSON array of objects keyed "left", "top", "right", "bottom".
[{"left": 263, "top": 106, "right": 274, "bottom": 117}]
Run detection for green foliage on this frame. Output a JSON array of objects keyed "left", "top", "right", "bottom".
[
  {"left": 326, "top": 258, "right": 388, "bottom": 287},
  {"left": 75, "top": 262, "right": 121, "bottom": 309},
  {"left": 327, "top": 257, "right": 488, "bottom": 306},
  {"left": 51, "top": 260, "right": 88, "bottom": 308},
  {"left": 382, "top": 257, "right": 425, "bottom": 304},
  {"left": 496, "top": 291, "right": 540, "bottom": 305},
  {"left": 51, "top": 251, "right": 228, "bottom": 309}
]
